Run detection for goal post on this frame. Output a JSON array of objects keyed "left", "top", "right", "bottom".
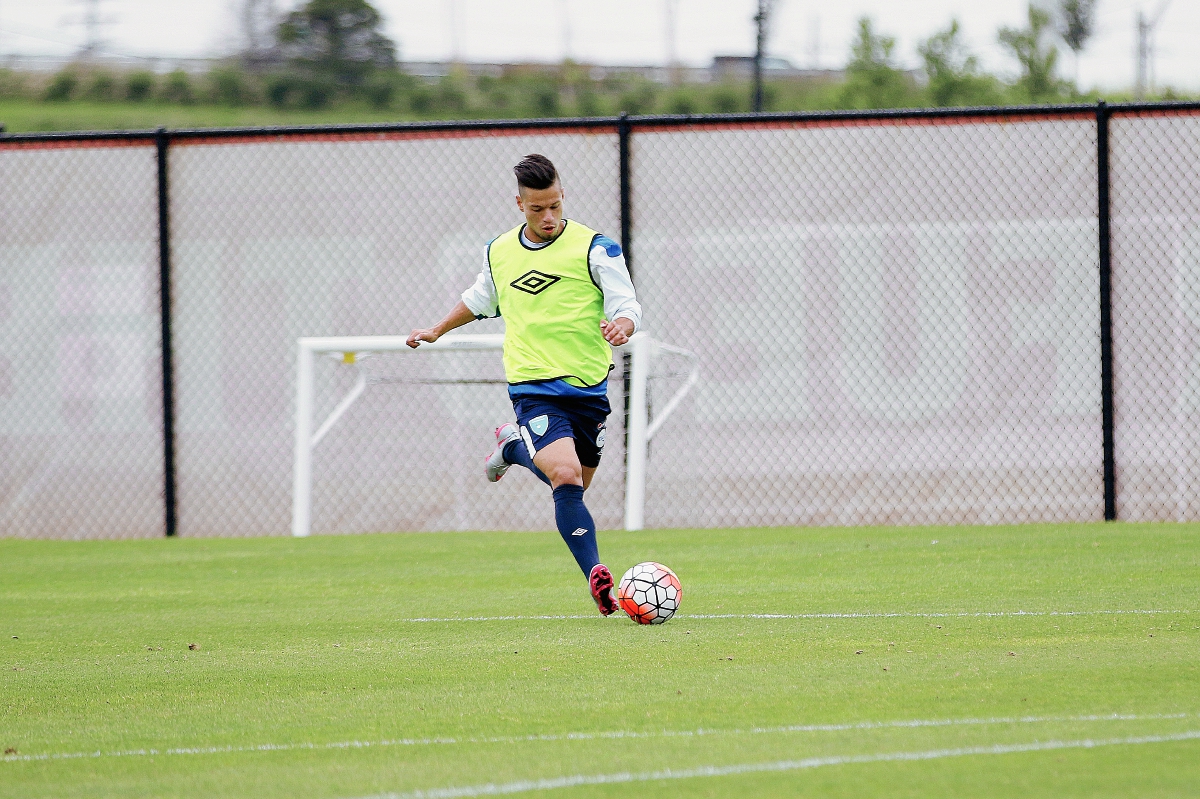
[{"left": 291, "top": 332, "right": 697, "bottom": 537}]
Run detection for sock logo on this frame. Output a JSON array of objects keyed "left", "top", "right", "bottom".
[{"left": 571, "top": 527, "right": 588, "bottom": 536}]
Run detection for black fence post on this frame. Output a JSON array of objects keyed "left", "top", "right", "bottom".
[
  {"left": 156, "top": 128, "right": 179, "bottom": 538},
  {"left": 618, "top": 113, "right": 635, "bottom": 471},
  {"left": 1096, "top": 102, "right": 1117, "bottom": 521},
  {"left": 618, "top": 113, "right": 633, "bottom": 273}
]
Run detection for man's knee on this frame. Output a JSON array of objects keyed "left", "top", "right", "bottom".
[
  {"left": 546, "top": 461, "right": 583, "bottom": 487},
  {"left": 532, "top": 436, "right": 585, "bottom": 487}
]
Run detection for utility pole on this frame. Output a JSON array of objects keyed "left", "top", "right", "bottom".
[
  {"left": 561, "top": 0, "right": 573, "bottom": 62},
  {"left": 241, "top": 0, "right": 278, "bottom": 68},
  {"left": 449, "top": 0, "right": 462, "bottom": 64},
  {"left": 243, "top": 0, "right": 275, "bottom": 54},
  {"left": 753, "top": 0, "right": 774, "bottom": 112},
  {"left": 1135, "top": 0, "right": 1172, "bottom": 99},
  {"left": 83, "top": 0, "right": 100, "bottom": 59},
  {"left": 1135, "top": 11, "right": 1149, "bottom": 98},
  {"left": 664, "top": 0, "right": 679, "bottom": 83},
  {"left": 70, "top": 0, "right": 113, "bottom": 62},
  {"left": 806, "top": 14, "right": 820, "bottom": 70},
  {"left": 81, "top": 0, "right": 101, "bottom": 59}
]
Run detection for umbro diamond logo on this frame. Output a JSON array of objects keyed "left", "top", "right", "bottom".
[
  {"left": 510, "top": 270, "right": 561, "bottom": 295},
  {"left": 571, "top": 527, "right": 588, "bottom": 536}
]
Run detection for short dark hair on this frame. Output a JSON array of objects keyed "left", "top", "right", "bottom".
[{"left": 514, "top": 154, "right": 558, "bottom": 191}]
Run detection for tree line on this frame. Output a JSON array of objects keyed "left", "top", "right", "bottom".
[{"left": 0, "top": 0, "right": 1183, "bottom": 121}]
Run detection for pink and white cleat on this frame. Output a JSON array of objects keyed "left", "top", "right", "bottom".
[
  {"left": 485, "top": 422, "right": 522, "bottom": 483},
  {"left": 589, "top": 564, "right": 618, "bottom": 616}
]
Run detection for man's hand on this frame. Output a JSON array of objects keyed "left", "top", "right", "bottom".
[
  {"left": 600, "top": 317, "right": 635, "bottom": 347},
  {"left": 406, "top": 328, "right": 441, "bottom": 348},
  {"left": 407, "top": 301, "right": 478, "bottom": 348}
]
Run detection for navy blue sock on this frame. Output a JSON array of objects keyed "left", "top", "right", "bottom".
[
  {"left": 551, "top": 484, "right": 600, "bottom": 577},
  {"left": 502, "top": 439, "right": 551, "bottom": 487}
]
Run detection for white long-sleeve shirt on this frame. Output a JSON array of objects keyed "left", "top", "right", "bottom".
[{"left": 460, "top": 225, "right": 642, "bottom": 333}]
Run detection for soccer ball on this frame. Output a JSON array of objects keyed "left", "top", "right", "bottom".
[{"left": 617, "top": 562, "right": 682, "bottom": 624}]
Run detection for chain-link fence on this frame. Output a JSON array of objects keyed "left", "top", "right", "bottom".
[
  {"left": 169, "top": 126, "right": 622, "bottom": 536},
  {"left": 634, "top": 114, "right": 1103, "bottom": 528},
  {"left": 0, "top": 137, "right": 165, "bottom": 539},
  {"left": 2, "top": 106, "right": 1199, "bottom": 538},
  {"left": 1110, "top": 109, "right": 1200, "bottom": 521}
]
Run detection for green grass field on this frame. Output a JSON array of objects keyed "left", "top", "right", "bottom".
[
  {"left": 2, "top": 523, "right": 1198, "bottom": 798},
  {"left": 0, "top": 98, "right": 421, "bottom": 133}
]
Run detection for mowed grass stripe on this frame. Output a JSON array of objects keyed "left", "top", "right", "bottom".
[
  {"left": 354, "top": 731, "right": 1200, "bottom": 799},
  {"left": 3, "top": 712, "right": 1190, "bottom": 764}
]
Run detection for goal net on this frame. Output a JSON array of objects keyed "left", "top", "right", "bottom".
[{"left": 291, "top": 333, "right": 696, "bottom": 536}]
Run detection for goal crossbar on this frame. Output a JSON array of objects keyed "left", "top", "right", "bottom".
[{"left": 291, "top": 332, "right": 697, "bottom": 537}]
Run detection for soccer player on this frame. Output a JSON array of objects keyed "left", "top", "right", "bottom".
[{"left": 406, "top": 154, "right": 642, "bottom": 616}]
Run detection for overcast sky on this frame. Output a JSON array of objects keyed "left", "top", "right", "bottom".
[{"left": 0, "top": 0, "right": 1195, "bottom": 92}]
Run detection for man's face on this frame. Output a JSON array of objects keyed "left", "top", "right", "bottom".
[{"left": 516, "top": 182, "right": 564, "bottom": 242}]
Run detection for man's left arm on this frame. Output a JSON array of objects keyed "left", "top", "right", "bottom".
[{"left": 590, "top": 238, "right": 642, "bottom": 347}]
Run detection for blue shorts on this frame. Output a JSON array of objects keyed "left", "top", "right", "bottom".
[{"left": 512, "top": 394, "right": 611, "bottom": 469}]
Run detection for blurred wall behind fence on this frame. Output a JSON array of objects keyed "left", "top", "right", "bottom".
[{"left": 2, "top": 106, "right": 1199, "bottom": 539}]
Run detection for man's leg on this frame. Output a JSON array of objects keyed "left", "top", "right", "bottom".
[
  {"left": 500, "top": 434, "right": 551, "bottom": 486},
  {"left": 496, "top": 437, "right": 594, "bottom": 489},
  {"left": 533, "top": 438, "right": 616, "bottom": 615},
  {"left": 534, "top": 438, "right": 596, "bottom": 573},
  {"left": 532, "top": 436, "right": 584, "bottom": 487}
]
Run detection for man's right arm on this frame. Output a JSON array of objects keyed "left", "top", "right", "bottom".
[
  {"left": 406, "top": 254, "right": 499, "bottom": 348},
  {"left": 405, "top": 300, "right": 478, "bottom": 348}
]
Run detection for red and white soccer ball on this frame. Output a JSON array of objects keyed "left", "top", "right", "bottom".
[{"left": 618, "top": 562, "right": 682, "bottom": 624}]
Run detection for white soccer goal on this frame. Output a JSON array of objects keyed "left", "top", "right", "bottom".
[{"left": 291, "top": 332, "right": 698, "bottom": 537}]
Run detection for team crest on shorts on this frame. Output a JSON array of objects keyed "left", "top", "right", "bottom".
[
  {"left": 596, "top": 425, "right": 606, "bottom": 450},
  {"left": 529, "top": 415, "right": 549, "bottom": 436}
]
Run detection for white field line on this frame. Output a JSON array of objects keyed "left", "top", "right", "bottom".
[
  {"left": 391, "top": 609, "right": 1194, "bottom": 623},
  {"left": 1, "top": 712, "right": 1191, "bottom": 765},
  {"left": 686, "top": 609, "right": 1195, "bottom": 620},
  {"left": 352, "top": 730, "right": 1200, "bottom": 799}
]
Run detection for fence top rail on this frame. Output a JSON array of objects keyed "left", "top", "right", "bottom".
[
  {"left": 627, "top": 103, "right": 1098, "bottom": 127},
  {"left": 2, "top": 101, "right": 1200, "bottom": 145},
  {"left": 1108, "top": 102, "right": 1200, "bottom": 117},
  {"left": 0, "top": 129, "right": 160, "bottom": 148},
  {"left": 168, "top": 116, "right": 623, "bottom": 140}
]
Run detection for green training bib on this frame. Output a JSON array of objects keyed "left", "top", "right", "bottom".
[{"left": 489, "top": 220, "right": 612, "bottom": 387}]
